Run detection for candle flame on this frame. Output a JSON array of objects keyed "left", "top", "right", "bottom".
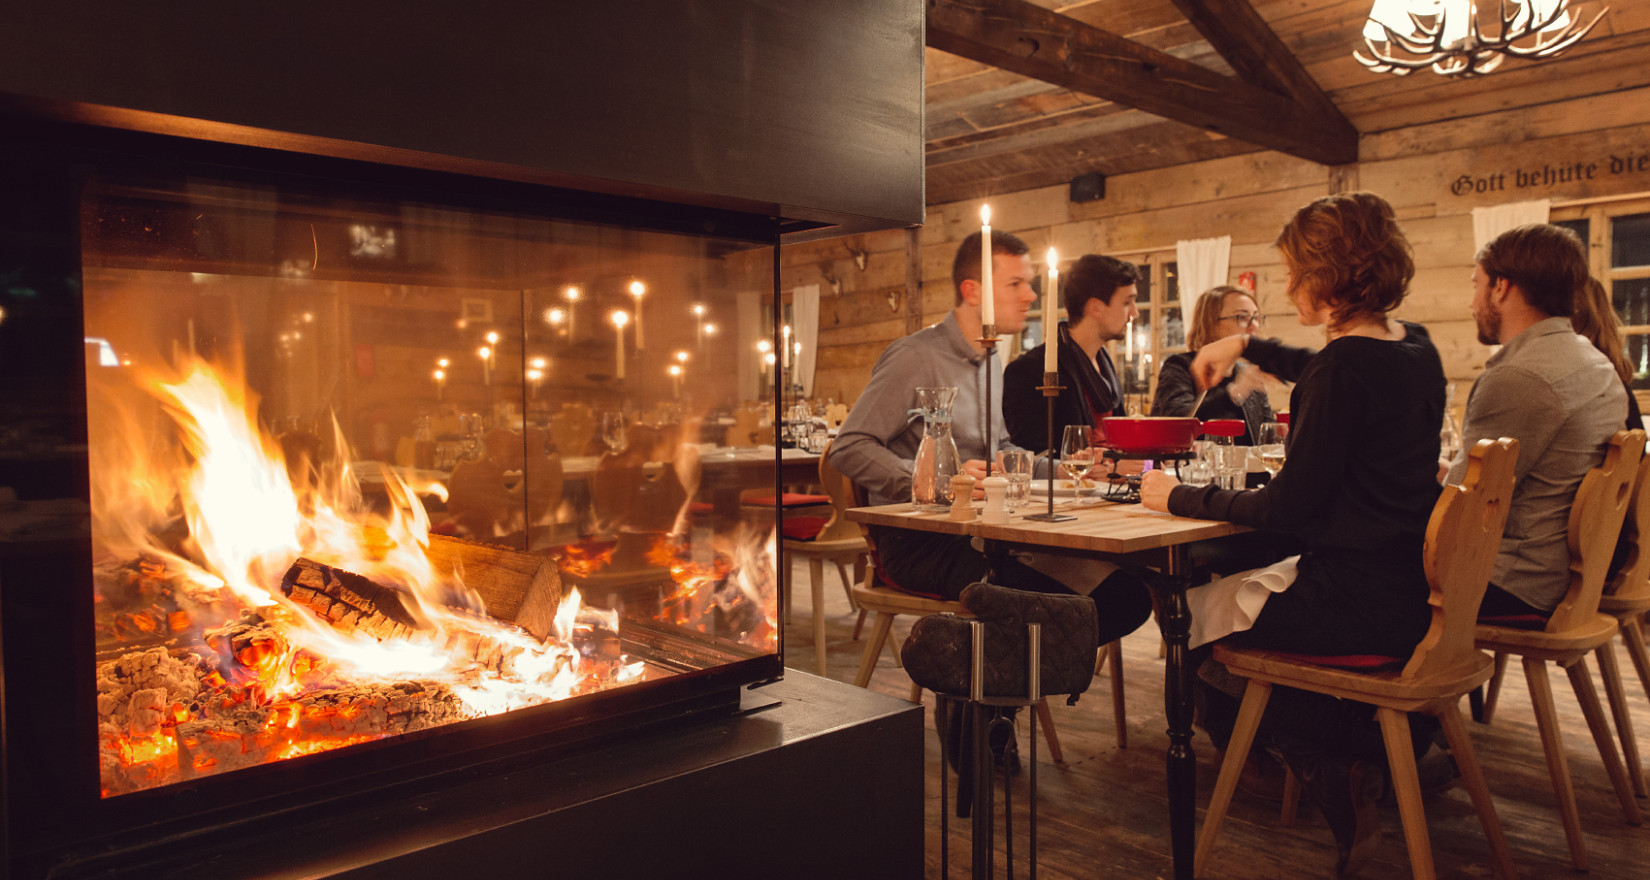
[
  {"left": 628, "top": 281, "right": 645, "bottom": 298},
  {"left": 530, "top": 357, "right": 547, "bottom": 370},
  {"left": 703, "top": 323, "right": 716, "bottom": 336},
  {"left": 693, "top": 303, "right": 706, "bottom": 317},
  {"left": 485, "top": 331, "right": 499, "bottom": 345},
  {"left": 667, "top": 365, "right": 682, "bottom": 377},
  {"left": 980, "top": 204, "right": 991, "bottom": 225},
  {"left": 544, "top": 307, "right": 565, "bottom": 325},
  {"left": 437, "top": 357, "right": 450, "bottom": 368},
  {"left": 432, "top": 369, "right": 445, "bottom": 381},
  {"left": 675, "top": 350, "right": 689, "bottom": 363},
  {"left": 611, "top": 310, "right": 629, "bottom": 328},
  {"left": 1046, "top": 247, "right": 1059, "bottom": 268},
  {"left": 564, "top": 286, "right": 580, "bottom": 302},
  {"left": 756, "top": 339, "right": 771, "bottom": 353},
  {"left": 477, "top": 346, "right": 491, "bottom": 360}
]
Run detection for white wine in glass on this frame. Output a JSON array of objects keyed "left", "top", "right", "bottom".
[
  {"left": 1060, "top": 425, "right": 1097, "bottom": 497},
  {"left": 1256, "top": 421, "right": 1287, "bottom": 476}
]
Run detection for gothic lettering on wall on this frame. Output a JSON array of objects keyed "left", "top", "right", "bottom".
[{"left": 1450, "top": 152, "right": 1650, "bottom": 197}]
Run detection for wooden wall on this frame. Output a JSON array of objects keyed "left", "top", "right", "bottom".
[{"left": 783, "top": 84, "right": 1650, "bottom": 407}]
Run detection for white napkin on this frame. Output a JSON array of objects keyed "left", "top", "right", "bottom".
[{"left": 1185, "top": 555, "right": 1300, "bottom": 648}]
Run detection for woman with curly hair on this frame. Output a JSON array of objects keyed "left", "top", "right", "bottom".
[{"left": 1141, "top": 192, "right": 1448, "bottom": 874}]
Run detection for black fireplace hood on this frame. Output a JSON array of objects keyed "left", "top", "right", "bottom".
[{"left": 0, "top": 0, "right": 925, "bottom": 240}]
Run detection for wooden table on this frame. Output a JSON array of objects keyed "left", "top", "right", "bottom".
[{"left": 847, "top": 498, "right": 1248, "bottom": 880}]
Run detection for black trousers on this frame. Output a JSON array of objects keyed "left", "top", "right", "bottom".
[{"left": 870, "top": 526, "right": 1154, "bottom": 645}]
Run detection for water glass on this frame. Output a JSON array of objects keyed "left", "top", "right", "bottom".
[
  {"left": 998, "top": 449, "right": 1034, "bottom": 508},
  {"left": 1211, "top": 444, "right": 1248, "bottom": 490}
]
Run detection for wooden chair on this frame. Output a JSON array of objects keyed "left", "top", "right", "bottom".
[
  {"left": 782, "top": 440, "right": 867, "bottom": 675},
  {"left": 1596, "top": 450, "right": 1650, "bottom": 798},
  {"left": 1473, "top": 428, "right": 1645, "bottom": 871},
  {"left": 1196, "top": 438, "right": 1522, "bottom": 880},
  {"left": 839, "top": 476, "right": 1065, "bottom": 761}
]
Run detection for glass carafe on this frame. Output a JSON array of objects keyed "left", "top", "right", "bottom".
[
  {"left": 911, "top": 386, "right": 961, "bottom": 511},
  {"left": 1440, "top": 382, "right": 1463, "bottom": 463}
]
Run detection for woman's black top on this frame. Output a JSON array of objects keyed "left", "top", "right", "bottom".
[
  {"left": 1167, "top": 321, "right": 1446, "bottom": 656},
  {"left": 1151, "top": 351, "right": 1276, "bottom": 445}
]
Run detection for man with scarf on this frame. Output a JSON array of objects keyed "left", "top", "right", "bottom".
[{"left": 1003, "top": 254, "right": 1138, "bottom": 453}]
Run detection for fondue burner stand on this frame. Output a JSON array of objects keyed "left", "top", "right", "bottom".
[{"left": 1099, "top": 450, "right": 1194, "bottom": 504}]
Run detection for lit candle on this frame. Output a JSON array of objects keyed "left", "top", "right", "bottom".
[
  {"left": 1125, "top": 316, "right": 1134, "bottom": 362},
  {"left": 477, "top": 345, "right": 493, "bottom": 385},
  {"left": 703, "top": 322, "right": 716, "bottom": 339},
  {"left": 565, "top": 286, "right": 580, "bottom": 338},
  {"left": 1044, "top": 248, "right": 1059, "bottom": 374},
  {"left": 693, "top": 303, "right": 706, "bottom": 349},
  {"left": 781, "top": 325, "right": 791, "bottom": 371},
  {"left": 611, "top": 310, "right": 628, "bottom": 379},
  {"left": 979, "top": 205, "right": 994, "bottom": 328},
  {"left": 530, "top": 356, "right": 547, "bottom": 394},
  {"left": 526, "top": 367, "right": 544, "bottom": 398},
  {"left": 757, "top": 339, "right": 772, "bottom": 377},
  {"left": 433, "top": 368, "right": 446, "bottom": 400},
  {"left": 668, "top": 364, "right": 683, "bottom": 397},
  {"left": 628, "top": 280, "right": 646, "bottom": 348},
  {"left": 1139, "top": 352, "right": 1150, "bottom": 382},
  {"left": 546, "top": 307, "right": 565, "bottom": 332}
]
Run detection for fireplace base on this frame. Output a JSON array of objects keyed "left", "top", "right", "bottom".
[{"left": 50, "top": 673, "right": 924, "bottom": 879}]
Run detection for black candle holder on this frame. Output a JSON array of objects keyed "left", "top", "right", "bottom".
[{"left": 1024, "top": 369, "right": 1076, "bottom": 522}]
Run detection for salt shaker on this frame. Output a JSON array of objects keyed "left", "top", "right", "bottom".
[
  {"left": 980, "top": 474, "right": 1009, "bottom": 524},
  {"left": 948, "top": 473, "right": 977, "bottom": 521}
]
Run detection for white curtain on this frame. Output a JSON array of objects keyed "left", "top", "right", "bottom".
[
  {"left": 1472, "top": 199, "right": 1551, "bottom": 251},
  {"left": 792, "top": 283, "right": 820, "bottom": 398},
  {"left": 1175, "top": 236, "right": 1232, "bottom": 320}
]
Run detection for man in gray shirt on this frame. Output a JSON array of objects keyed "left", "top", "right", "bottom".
[
  {"left": 830, "top": 230, "right": 1152, "bottom": 628},
  {"left": 1447, "top": 223, "right": 1627, "bottom": 616}
]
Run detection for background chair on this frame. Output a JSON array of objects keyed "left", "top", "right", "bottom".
[
  {"left": 1196, "top": 438, "right": 1521, "bottom": 880},
  {"left": 1597, "top": 449, "right": 1650, "bottom": 797},
  {"left": 782, "top": 440, "right": 867, "bottom": 674},
  {"left": 1473, "top": 429, "right": 1645, "bottom": 871}
]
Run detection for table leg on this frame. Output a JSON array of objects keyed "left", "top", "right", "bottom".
[{"left": 1153, "top": 545, "right": 1196, "bottom": 880}]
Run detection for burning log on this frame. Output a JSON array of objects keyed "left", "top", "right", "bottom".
[
  {"left": 281, "top": 557, "right": 423, "bottom": 639},
  {"left": 423, "top": 534, "right": 563, "bottom": 641}
]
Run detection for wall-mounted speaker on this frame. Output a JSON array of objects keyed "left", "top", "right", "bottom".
[{"left": 1069, "top": 172, "right": 1106, "bottom": 203}]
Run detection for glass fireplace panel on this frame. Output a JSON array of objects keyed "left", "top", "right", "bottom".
[{"left": 77, "top": 165, "right": 782, "bottom": 798}]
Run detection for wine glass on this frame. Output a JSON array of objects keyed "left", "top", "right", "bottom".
[
  {"left": 1256, "top": 421, "right": 1288, "bottom": 477},
  {"left": 601, "top": 411, "right": 629, "bottom": 454},
  {"left": 1060, "top": 425, "right": 1098, "bottom": 500}
]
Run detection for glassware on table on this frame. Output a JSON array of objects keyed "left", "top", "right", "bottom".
[
  {"left": 997, "top": 449, "right": 1034, "bottom": 508},
  {"left": 1256, "top": 421, "right": 1288, "bottom": 477},
  {"left": 1440, "top": 382, "right": 1463, "bottom": 462},
  {"left": 1060, "top": 425, "right": 1100, "bottom": 500},
  {"left": 601, "top": 411, "right": 629, "bottom": 454},
  {"left": 1211, "top": 444, "right": 1248, "bottom": 490},
  {"left": 911, "top": 386, "right": 961, "bottom": 511}
]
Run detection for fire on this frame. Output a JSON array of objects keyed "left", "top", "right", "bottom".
[
  {"left": 651, "top": 529, "right": 778, "bottom": 652},
  {"left": 89, "top": 357, "right": 640, "bottom": 797}
]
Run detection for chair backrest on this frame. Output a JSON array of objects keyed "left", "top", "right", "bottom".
[
  {"left": 726, "top": 408, "right": 763, "bottom": 448},
  {"left": 1548, "top": 428, "right": 1646, "bottom": 633},
  {"left": 1404, "top": 438, "right": 1518, "bottom": 681},
  {"left": 812, "top": 439, "right": 865, "bottom": 543},
  {"left": 1604, "top": 448, "right": 1650, "bottom": 602}
]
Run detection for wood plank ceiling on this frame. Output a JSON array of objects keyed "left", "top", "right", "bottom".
[{"left": 924, "top": 0, "right": 1645, "bottom": 205}]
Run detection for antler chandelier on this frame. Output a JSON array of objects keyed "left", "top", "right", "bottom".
[{"left": 1356, "top": 0, "right": 1608, "bottom": 77}]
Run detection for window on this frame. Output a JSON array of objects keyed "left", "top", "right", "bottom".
[{"left": 1552, "top": 197, "right": 1650, "bottom": 389}]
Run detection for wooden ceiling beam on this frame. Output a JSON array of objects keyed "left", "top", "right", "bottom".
[
  {"left": 925, "top": 0, "right": 1357, "bottom": 166},
  {"left": 1168, "top": 0, "right": 1350, "bottom": 126}
]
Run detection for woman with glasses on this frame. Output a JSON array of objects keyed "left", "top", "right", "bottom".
[{"left": 1150, "top": 285, "right": 1275, "bottom": 444}]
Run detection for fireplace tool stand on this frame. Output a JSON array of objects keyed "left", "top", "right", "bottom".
[{"left": 937, "top": 620, "right": 1045, "bottom": 880}]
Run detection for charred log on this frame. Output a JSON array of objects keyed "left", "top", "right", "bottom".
[
  {"left": 423, "top": 534, "right": 563, "bottom": 641},
  {"left": 281, "top": 557, "right": 423, "bottom": 639}
]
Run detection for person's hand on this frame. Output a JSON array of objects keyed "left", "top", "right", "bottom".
[
  {"left": 962, "top": 459, "right": 990, "bottom": 498},
  {"left": 1191, "top": 333, "right": 1248, "bottom": 390},
  {"left": 1226, "top": 361, "right": 1267, "bottom": 404},
  {"left": 1139, "top": 469, "right": 1179, "bottom": 512}
]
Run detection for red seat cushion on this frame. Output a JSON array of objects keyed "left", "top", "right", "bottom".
[
  {"left": 746, "top": 492, "right": 830, "bottom": 508},
  {"left": 687, "top": 502, "right": 714, "bottom": 516},
  {"left": 781, "top": 515, "right": 829, "bottom": 541},
  {"left": 1261, "top": 651, "right": 1406, "bottom": 672}
]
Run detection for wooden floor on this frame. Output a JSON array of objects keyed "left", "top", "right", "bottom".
[{"left": 780, "top": 558, "right": 1650, "bottom": 879}]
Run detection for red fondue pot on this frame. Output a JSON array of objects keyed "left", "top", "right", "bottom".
[{"left": 1100, "top": 416, "right": 1246, "bottom": 454}]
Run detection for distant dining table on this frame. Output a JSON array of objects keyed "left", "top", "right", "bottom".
[{"left": 846, "top": 495, "right": 1249, "bottom": 880}]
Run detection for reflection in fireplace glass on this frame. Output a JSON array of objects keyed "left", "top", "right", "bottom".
[{"left": 80, "top": 171, "right": 781, "bottom": 797}]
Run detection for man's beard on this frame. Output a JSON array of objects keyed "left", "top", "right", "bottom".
[{"left": 1475, "top": 302, "right": 1501, "bottom": 345}]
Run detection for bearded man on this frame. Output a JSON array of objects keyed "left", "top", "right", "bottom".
[{"left": 1446, "top": 223, "right": 1627, "bottom": 619}]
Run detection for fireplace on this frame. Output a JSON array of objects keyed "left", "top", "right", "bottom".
[{"left": 0, "top": 4, "right": 923, "bottom": 874}]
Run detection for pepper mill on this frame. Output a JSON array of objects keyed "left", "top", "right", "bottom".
[
  {"left": 948, "top": 473, "right": 977, "bottom": 521},
  {"left": 980, "top": 474, "right": 1009, "bottom": 524}
]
